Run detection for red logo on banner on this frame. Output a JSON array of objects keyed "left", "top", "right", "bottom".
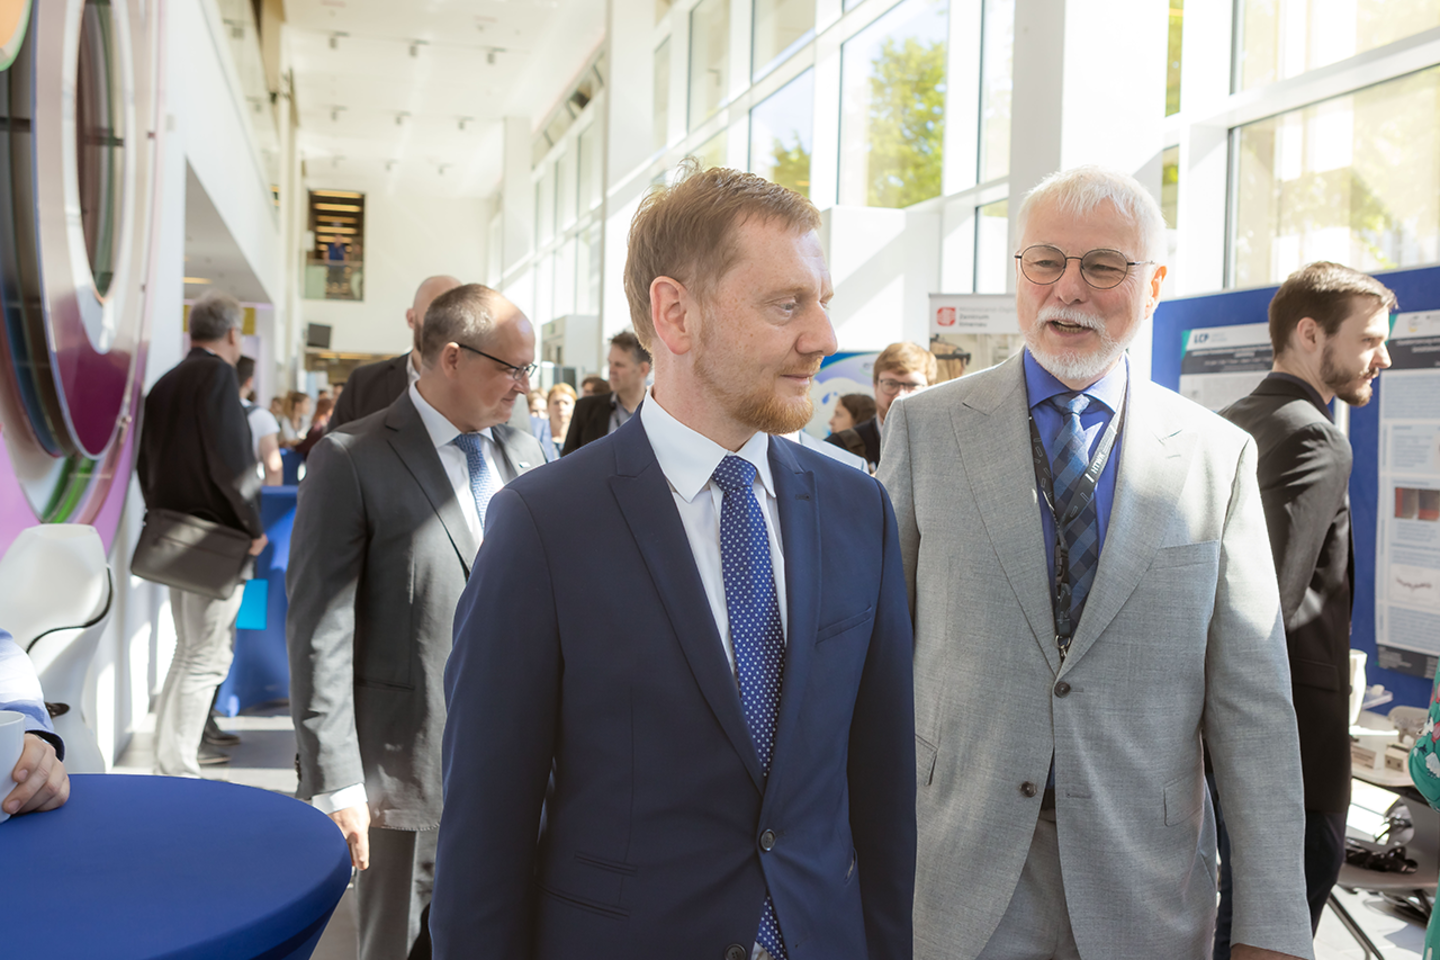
[{"left": 936, "top": 307, "right": 956, "bottom": 327}]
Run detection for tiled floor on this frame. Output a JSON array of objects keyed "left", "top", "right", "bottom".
[
  {"left": 113, "top": 704, "right": 358, "bottom": 960},
  {"left": 114, "top": 706, "right": 1434, "bottom": 960}
]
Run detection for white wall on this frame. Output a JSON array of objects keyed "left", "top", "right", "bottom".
[{"left": 302, "top": 192, "right": 490, "bottom": 355}]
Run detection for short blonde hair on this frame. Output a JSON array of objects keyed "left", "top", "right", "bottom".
[
  {"left": 623, "top": 160, "right": 821, "bottom": 352},
  {"left": 873, "top": 342, "right": 937, "bottom": 385},
  {"left": 547, "top": 382, "right": 577, "bottom": 403}
]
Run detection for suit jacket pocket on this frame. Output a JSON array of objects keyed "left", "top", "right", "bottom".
[
  {"left": 1163, "top": 771, "right": 1204, "bottom": 826},
  {"left": 1150, "top": 540, "right": 1221, "bottom": 569},
  {"left": 1292, "top": 656, "right": 1341, "bottom": 692},
  {"left": 916, "top": 733, "right": 938, "bottom": 787},
  {"left": 815, "top": 605, "right": 874, "bottom": 645}
]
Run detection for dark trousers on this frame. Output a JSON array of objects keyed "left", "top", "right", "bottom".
[{"left": 1210, "top": 773, "right": 1346, "bottom": 959}]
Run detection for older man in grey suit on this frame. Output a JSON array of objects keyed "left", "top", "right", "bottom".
[
  {"left": 878, "top": 166, "right": 1313, "bottom": 960},
  {"left": 288, "top": 283, "right": 544, "bottom": 960}
]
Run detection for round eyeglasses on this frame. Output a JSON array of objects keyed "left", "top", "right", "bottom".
[{"left": 1015, "top": 244, "right": 1154, "bottom": 290}]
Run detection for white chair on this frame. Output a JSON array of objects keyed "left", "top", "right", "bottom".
[{"left": 0, "top": 524, "right": 112, "bottom": 774}]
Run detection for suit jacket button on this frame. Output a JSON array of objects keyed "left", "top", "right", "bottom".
[
  {"left": 1020, "top": 781, "right": 1037, "bottom": 798},
  {"left": 726, "top": 944, "right": 748, "bottom": 960},
  {"left": 1054, "top": 681, "right": 1071, "bottom": 697},
  {"left": 759, "top": 829, "right": 777, "bottom": 851}
]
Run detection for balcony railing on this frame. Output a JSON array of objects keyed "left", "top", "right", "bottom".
[{"left": 304, "top": 257, "right": 364, "bottom": 301}]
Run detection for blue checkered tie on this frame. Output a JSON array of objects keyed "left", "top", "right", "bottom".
[
  {"left": 1049, "top": 393, "right": 1100, "bottom": 625},
  {"left": 453, "top": 433, "right": 499, "bottom": 528},
  {"left": 711, "top": 454, "right": 788, "bottom": 960}
]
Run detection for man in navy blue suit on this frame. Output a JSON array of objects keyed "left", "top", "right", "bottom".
[{"left": 430, "top": 162, "right": 916, "bottom": 960}]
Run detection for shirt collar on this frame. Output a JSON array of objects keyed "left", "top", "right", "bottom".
[
  {"left": 407, "top": 353, "right": 422, "bottom": 389},
  {"left": 1265, "top": 372, "right": 1332, "bottom": 421},
  {"left": 639, "top": 387, "right": 775, "bottom": 504},
  {"left": 409, "top": 381, "right": 493, "bottom": 450},
  {"left": 1022, "top": 349, "right": 1128, "bottom": 414}
]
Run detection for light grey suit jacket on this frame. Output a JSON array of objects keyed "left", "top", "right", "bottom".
[
  {"left": 878, "top": 353, "right": 1313, "bottom": 960},
  {"left": 287, "top": 391, "right": 545, "bottom": 830}
]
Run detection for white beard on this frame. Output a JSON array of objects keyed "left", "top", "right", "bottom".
[{"left": 1025, "top": 306, "right": 1135, "bottom": 384}]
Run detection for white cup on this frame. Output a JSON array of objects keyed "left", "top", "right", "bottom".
[{"left": 0, "top": 710, "right": 28, "bottom": 824}]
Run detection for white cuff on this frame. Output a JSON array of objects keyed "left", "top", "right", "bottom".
[{"left": 310, "top": 782, "right": 368, "bottom": 815}]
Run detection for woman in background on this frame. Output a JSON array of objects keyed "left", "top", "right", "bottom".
[
  {"left": 828, "top": 393, "right": 876, "bottom": 437},
  {"left": 279, "top": 391, "right": 312, "bottom": 449},
  {"left": 539, "top": 383, "right": 576, "bottom": 462},
  {"left": 295, "top": 395, "right": 335, "bottom": 459}
]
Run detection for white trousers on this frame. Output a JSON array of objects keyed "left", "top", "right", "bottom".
[{"left": 153, "top": 586, "right": 241, "bottom": 777}]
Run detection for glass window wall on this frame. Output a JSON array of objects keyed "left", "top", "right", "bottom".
[
  {"left": 1237, "top": 0, "right": 1440, "bottom": 90},
  {"left": 558, "top": 146, "right": 578, "bottom": 232},
  {"left": 974, "top": 199, "right": 1010, "bottom": 292},
  {"left": 750, "top": 69, "right": 815, "bottom": 196},
  {"left": 1232, "top": 65, "right": 1440, "bottom": 285},
  {"left": 655, "top": 38, "right": 671, "bottom": 152},
  {"left": 689, "top": 0, "right": 731, "bottom": 130},
  {"left": 577, "top": 222, "right": 603, "bottom": 315},
  {"left": 696, "top": 128, "right": 729, "bottom": 169},
  {"left": 754, "top": 0, "right": 816, "bottom": 81},
  {"left": 838, "top": 0, "right": 950, "bottom": 208},
  {"left": 978, "top": 0, "right": 1014, "bottom": 183},
  {"left": 578, "top": 123, "right": 602, "bottom": 215}
]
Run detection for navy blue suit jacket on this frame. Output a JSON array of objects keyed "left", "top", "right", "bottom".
[{"left": 431, "top": 415, "right": 916, "bottom": 959}]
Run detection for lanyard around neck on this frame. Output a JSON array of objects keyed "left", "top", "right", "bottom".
[{"left": 1027, "top": 383, "right": 1127, "bottom": 660}]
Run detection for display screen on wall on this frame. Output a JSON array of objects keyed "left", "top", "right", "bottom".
[{"left": 306, "top": 189, "right": 366, "bottom": 301}]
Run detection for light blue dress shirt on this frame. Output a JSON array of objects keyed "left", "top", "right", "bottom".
[
  {"left": 0, "top": 629, "right": 54, "bottom": 737},
  {"left": 1022, "top": 349, "right": 1128, "bottom": 586}
]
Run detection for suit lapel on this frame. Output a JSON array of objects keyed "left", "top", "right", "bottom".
[
  {"left": 489, "top": 424, "right": 537, "bottom": 481},
  {"left": 955, "top": 355, "right": 1062, "bottom": 673},
  {"left": 384, "top": 394, "right": 481, "bottom": 574},
  {"left": 1059, "top": 383, "right": 1196, "bottom": 671},
  {"left": 607, "top": 418, "right": 766, "bottom": 793},
  {"left": 764, "top": 437, "right": 818, "bottom": 798}
]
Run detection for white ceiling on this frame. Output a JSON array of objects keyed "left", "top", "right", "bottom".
[{"left": 284, "top": 0, "right": 607, "bottom": 199}]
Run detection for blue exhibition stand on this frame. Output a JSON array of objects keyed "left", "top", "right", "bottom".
[
  {"left": 1153, "top": 263, "right": 1440, "bottom": 709},
  {"left": 0, "top": 775, "right": 350, "bottom": 959},
  {"left": 216, "top": 485, "right": 297, "bottom": 716}
]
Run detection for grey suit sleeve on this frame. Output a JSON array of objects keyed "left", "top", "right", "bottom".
[
  {"left": 875, "top": 400, "right": 920, "bottom": 615},
  {"left": 1203, "top": 437, "right": 1315, "bottom": 958},
  {"left": 287, "top": 436, "right": 369, "bottom": 800},
  {"left": 1258, "top": 422, "right": 1352, "bottom": 626}
]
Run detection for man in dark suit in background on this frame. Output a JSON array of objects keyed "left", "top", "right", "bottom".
[
  {"left": 561, "top": 329, "right": 650, "bottom": 454},
  {"left": 825, "top": 341, "right": 934, "bottom": 471},
  {"left": 137, "top": 290, "right": 266, "bottom": 776},
  {"left": 431, "top": 165, "right": 916, "bottom": 960},
  {"left": 288, "top": 284, "right": 544, "bottom": 960},
  {"left": 329, "top": 275, "right": 461, "bottom": 430},
  {"left": 1214, "top": 262, "right": 1395, "bottom": 957}
]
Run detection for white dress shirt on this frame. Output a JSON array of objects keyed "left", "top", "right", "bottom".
[
  {"left": 640, "top": 391, "right": 786, "bottom": 960},
  {"left": 639, "top": 393, "right": 788, "bottom": 686},
  {"left": 310, "top": 380, "right": 506, "bottom": 817}
]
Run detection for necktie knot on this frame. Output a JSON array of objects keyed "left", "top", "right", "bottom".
[
  {"left": 1049, "top": 391, "right": 1091, "bottom": 418},
  {"left": 453, "top": 433, "right": 484, "bottom": 457},
  {"left": 712, "top": 454, "right": 758, "bottom": 496}
]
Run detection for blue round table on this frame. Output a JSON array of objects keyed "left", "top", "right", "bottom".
[{"left": 0, "top": 774, "right": 351, "bottom": 959}]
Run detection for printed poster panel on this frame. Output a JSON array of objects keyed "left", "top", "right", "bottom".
[
  {"left": 1375, "top": 310, "right": 1440, "bottom": 665},
  {"left": 1177, "top": 323, "right": 1272, "bottom": 412},
  {"left": 802, "top": 351, "right": 879, "bottom": 439},
  {"left": 929, "top": 294, "right": 1024, "bottom": 379}
]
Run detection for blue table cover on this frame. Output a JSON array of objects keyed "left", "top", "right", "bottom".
[{"left": 0, "top": 774, "right": 350, "bottom": 960}]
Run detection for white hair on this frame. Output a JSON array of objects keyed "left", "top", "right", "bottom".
[{"left": 1016, "top": 165, "right": 1167, "bottom": 265}]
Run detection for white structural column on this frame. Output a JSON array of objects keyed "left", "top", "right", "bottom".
[{"left": 1008, "top": 0, "right": 1169, "bottom": 376}]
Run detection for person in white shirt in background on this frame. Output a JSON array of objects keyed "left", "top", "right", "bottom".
[{"left": 237, "top": 356, "right": 283, "bottom": 486}]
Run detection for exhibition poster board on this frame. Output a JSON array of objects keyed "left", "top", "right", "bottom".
[
  {"left": 1375, "top": 309, "right": 1440, "bottom": 666},
  {"left": 928, "top": 294, "right": 1025, "bottom": 376},
  {"left": 1154, "top": 264, "right": 1440, "bottom": 709},
  {"left": 1176, "top": 322, "right": 1272, "bottom": 412}
]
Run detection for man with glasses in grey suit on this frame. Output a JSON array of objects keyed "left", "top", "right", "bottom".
[
  {"left": 288, "top": 283, "right": 545, "bottom": 960},
  {"left": 879, "top": 166, "right": 1312, "bottom": 960}
]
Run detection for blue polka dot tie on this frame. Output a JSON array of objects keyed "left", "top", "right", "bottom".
[
  {"left": 1048, "top": 392, "right": 1100, "bottom": 624},
  {"left": 453, "top": 433, "right": 499, "bottom": 529},
  {"left": 711, "top": 454, "right": 788, "bottom": 960}
]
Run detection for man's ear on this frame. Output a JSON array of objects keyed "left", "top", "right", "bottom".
[
  {"left": 650, "top": 276, "right": 696, "bottom": 357},
  {"left": 1294, "top": 317, "right": 1323, "bottom": 354}
]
